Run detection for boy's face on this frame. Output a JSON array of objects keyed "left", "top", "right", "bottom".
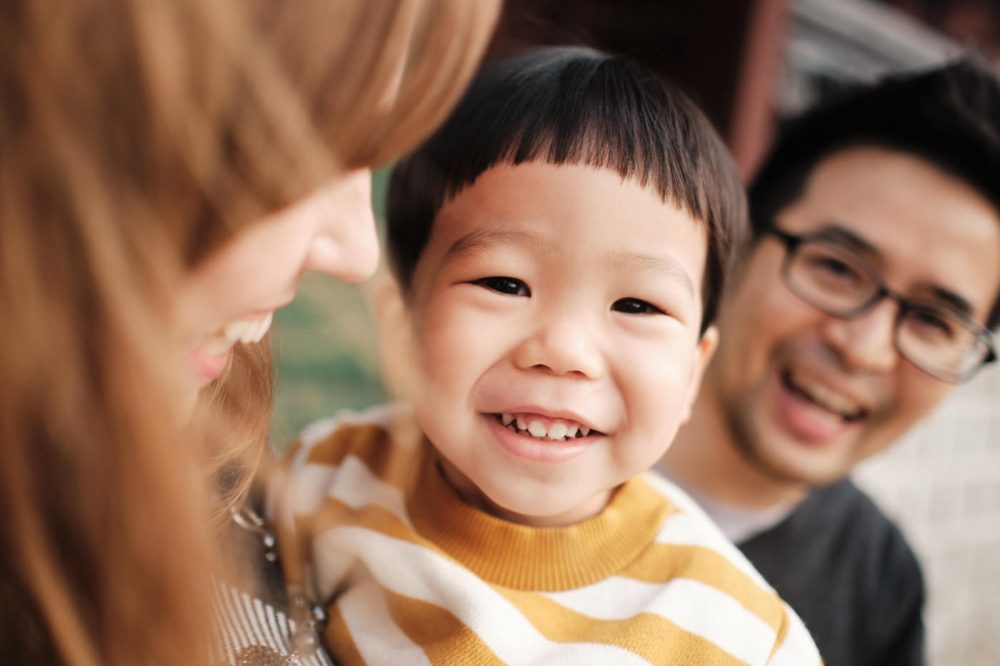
[{"left": 405, "top": 162, "right": 716, "bottom": 527}]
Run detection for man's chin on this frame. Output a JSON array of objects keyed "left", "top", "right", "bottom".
[{"left": 744, "top": 435, "right": 855, "bottom": 487}]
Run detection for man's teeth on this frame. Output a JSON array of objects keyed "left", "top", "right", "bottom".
[
  {"left": 499, "top": 413, "right": 591, "bottom": 441},
  {"left": 786, "top": 370, "right": 863, "bottom": 420},
  {"left": 223, "top": 312, "right": 274, "bottom": 345}
]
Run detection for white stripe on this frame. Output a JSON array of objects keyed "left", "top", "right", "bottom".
[
  {"left": 766, "top": 605, "right": 822, "bottom": 665},
  {"left": 328, "top": 455, "right": 410, "bottom": 524},
  {"left": 646, "top": 474, "right": 772, "bottom": 590},
  {"left": 317, "top": 526, "right": 649, "bottom": 666},
  {"left": 299, "top": 403, "right": 404, "bottom": 449},
  {"left": 287, "top": 463, "right": 341, "bottom": 515},
  {"left": 286, "top": 455, "right": 410, "bottom": 524},
  {"left": 213, "top": 586, "right": 240, "bottom": 660},
  {"left": 544, "top": 576, "right": 776, "bottom": 664},
  {"left": 252, "top": 596, "right": 283, "bottom": 652},
  {"left": 653, "top": 511, "right": 770, "bottom": 587},
  {"left": 338, "top": 578, "right": 432, "bottom": 666},
  {"left": 216, "top": 584, "right": 256, "bottom": 653}
]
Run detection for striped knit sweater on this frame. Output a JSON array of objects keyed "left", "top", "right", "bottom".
[{"left": 271, "top": 405, "right": 821, "bottom": 665}]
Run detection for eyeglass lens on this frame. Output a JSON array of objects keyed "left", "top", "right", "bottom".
[{"left": 783, "top": 237, "right": 990, "bottom": 381}]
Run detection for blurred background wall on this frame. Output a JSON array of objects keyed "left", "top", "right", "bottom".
[{"left": 271, "top": 1, "right": 1000, "bottom": 663}]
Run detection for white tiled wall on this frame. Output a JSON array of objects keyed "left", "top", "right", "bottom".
[{"left": 854, "top": 366, "right": 1000, "bottom": 666}]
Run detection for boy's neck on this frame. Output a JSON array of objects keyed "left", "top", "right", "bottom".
[
  {"left": 660, "top": 385, "right": 807, "bottom": 512},
  {"left": 435, "top": 453, "right": 613, "bottom": 528}
]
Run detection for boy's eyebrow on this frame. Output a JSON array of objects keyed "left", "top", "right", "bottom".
[
  {"left": 443, "top": 228, "right": 550, "bottom": 263},
  {"left": 606, "top": 251, "right": 696, "bottom": 296},
  {"left": 445, "top": 229, "right": 696, "bottom": 295}
]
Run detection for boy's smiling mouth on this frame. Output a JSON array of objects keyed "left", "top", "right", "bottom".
[{"left": 492, "top": 412, "right": 604, "bottom": 442}]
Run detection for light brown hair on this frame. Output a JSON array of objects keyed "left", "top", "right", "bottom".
[{"left": 0, "top": 0, "right": 498, "bottom": 663}]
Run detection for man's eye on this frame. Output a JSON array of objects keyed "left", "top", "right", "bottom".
[
  {"left": 612, "top": 298, "right": 664, "bottom": 315},
  {"left": 472, "top": 276, "right": 530, "bottom": 296},
  {"left": 908, "top": 307, "right": 960, "bottom": 341}
]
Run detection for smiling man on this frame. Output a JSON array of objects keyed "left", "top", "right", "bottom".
[{"left": 660, "top": 59, "right": 1000, "bottom": 666}]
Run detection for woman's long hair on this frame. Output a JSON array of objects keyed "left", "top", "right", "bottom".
[{"left": 0, "top": 1, "right": 499, "bottom": 663}]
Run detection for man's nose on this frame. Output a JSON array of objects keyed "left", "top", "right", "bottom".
[{"left": 822, "top": 299, "right": 900, "bottom": 374}]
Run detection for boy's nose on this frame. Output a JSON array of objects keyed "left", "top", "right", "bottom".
[{"left": 513, "top": 312, "right": 604, "bottom": 379}]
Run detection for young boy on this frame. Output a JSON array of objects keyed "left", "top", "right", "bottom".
[{"left": 273, "top": 48, "right": 821, "bottom": 665}]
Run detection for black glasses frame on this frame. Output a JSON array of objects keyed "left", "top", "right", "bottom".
[{"left": 766, "top": 227, "right": 997, "bottom": 383}]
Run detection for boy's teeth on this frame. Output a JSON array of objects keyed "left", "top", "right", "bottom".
[
  {"left": 528, "top": 420, "right": 547, "bottom": 438},
  {"left": 499, "top": 413, "right": 594, "bottom": 441}
]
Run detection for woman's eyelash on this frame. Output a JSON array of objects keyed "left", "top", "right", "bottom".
[
  {"left": 612, "top": 297, "right": 664, "bottom": 315},
  {"left": 472, "top": 276, "right": 531, "bottom": 296}
]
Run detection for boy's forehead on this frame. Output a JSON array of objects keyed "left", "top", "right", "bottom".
[
  {"left": 435, "top": 161, "right": 705, "bottom": 234},
  {"left": 418, "top": 162, "right": 709, "bottom": 296}
]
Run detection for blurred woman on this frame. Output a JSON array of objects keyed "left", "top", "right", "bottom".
[{"left": 0, "top": 1, "right": 497, "bottom": 663}]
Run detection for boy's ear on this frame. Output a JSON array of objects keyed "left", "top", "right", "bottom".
[
  {"left": 680, "top": 325, "right": 719, "bottom": 424},
  {"left": 371, "top": 268, "right": 416, "bottom": 400}
]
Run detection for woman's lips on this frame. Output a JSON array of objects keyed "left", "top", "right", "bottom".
[
  {"left": 187, "top": 311, "right": 275, "bottom": 382},
  {"left": 189, "top": 347, "right": 230, "bottom": 381}
]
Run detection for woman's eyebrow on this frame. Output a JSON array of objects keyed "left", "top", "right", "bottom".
[{"left": 443, "top": 227, "right": 550, "bottom": 263}]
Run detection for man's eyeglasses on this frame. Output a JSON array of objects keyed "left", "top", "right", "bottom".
[{"left": 766, "top": 227, "right": 996, "bottom": 384}]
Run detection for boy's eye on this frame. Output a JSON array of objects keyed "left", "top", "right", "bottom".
[
  {"left": 472, "top": 276, "right": 531, "bottom": 297},
  {"left": 612, "top": 297, "right": 664, "bottom": 315}
]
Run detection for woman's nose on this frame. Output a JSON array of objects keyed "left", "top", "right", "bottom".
[{"left": 305, "top": 169, "right": 380, "bottom": 282}]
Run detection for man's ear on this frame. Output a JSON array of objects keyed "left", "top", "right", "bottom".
[{"left": 680, "top": 325, "right": 719, "bottom": 423}]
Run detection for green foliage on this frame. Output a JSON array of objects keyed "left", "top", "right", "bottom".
[{"left": 270, "top": 168, "right": 394, "bottom": 449}]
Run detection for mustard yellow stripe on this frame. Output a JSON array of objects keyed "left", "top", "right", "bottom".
[
  {"left": 324, "top": 602, "right": 366, "bottom": 666},
  {"left": 304, "top": 422, "right": 427, "bottom": 490},
  {"left": 312, "top": 497, "right": 428, "bottom": 550},
  {"left": 285, "top": 438, "right": 303, "bottom": 460},
  {"left": 497, "top": 588, "right": 745, "bottom": 666},
  {"left": 769, "top": 605, "right": 791, "bottom": 661},
  {"left": 384, "top": 589, "right": 504, "bottom": 666},
  {"left": 624, "top": 542, "right": 786, "bottom": 633},
  {"left": 305, "top": 424, "right": 391, "bottom": 468}
]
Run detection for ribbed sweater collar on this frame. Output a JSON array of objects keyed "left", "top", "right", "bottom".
[{"left": 407, "top": 446, "right": 672, "bottom": 591}]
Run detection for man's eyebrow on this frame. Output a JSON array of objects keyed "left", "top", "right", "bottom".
[
  {"left": 813, "top": 223, "right": 883, "bottom": 261},
  {"left": 443, "top": 228, "right": 550, "bottom": 263},
  {"left": 816, "top": 222, "right": 977, "bottom": 319},
  {"left": 922, "top": 286, "right": 975, "bottom": 321},
  {"left": 606, "top": 251, "right": 696, "bottom": 296}
]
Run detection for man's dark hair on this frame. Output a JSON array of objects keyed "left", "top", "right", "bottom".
[
  {"left": 386, "top": 46, "right": 747, "bottom": 334},
  {"left": 749, "top": 57, "right": 1000, "bottom": 328}
]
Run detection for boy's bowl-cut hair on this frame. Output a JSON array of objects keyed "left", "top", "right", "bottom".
[{"left": 387, "top": 46, "right": 748, "bottom": 334}]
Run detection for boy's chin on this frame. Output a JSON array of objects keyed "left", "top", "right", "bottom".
[{"left": 478, "top": 485, "right": 612, "bottom": 528}]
